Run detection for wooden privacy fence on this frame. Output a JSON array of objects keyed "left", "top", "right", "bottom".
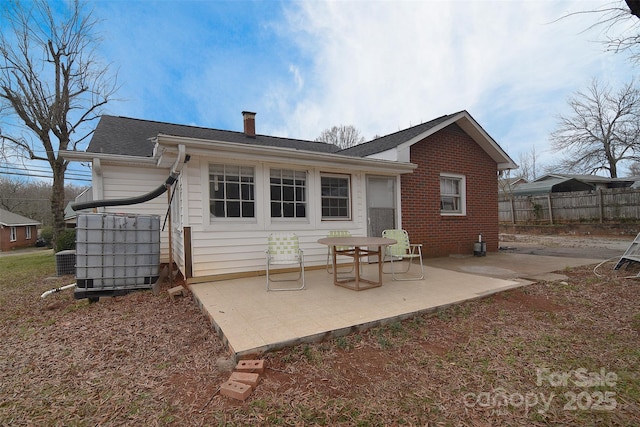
[{"left": 499, "top": 188, "right": 640, "bottom": 224}]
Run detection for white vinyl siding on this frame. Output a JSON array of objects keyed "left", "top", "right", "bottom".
[
  {"left": 100, "top": 165, "right": 172, "bottom": 263},
  {"left": 186, "top": 160, "right": 364, "bottom": 278},
  {"left": 97, "top": 156, "right": 400, "bottom": 280}
]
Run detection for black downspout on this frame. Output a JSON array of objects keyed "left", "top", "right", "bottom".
[{"left": 71, "top": 173, "right": 179, "bottom": 211}]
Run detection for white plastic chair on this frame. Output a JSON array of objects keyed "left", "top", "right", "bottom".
[
  {"left": 381, "top": 229, "right": 424, "bottom": 281},
  {"left": 266, "top": 232, "right": 305, "bottom": 291}
]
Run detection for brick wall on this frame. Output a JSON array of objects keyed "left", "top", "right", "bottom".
[
  {"left": 402, "top": 124, "right": 499, "bottom": 257},
  {"left": 0, "top": 225, "right": 36, "bottom": 252}
]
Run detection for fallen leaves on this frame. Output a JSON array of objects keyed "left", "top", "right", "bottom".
[{"left": 0, "top": 260, "right": 638, "bottom": 425}]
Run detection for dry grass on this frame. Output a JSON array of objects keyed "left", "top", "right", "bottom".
[{"left": 1, "top": 250, "right": 639, "bottom": 426}]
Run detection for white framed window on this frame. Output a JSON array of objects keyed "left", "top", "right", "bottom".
[
  {"left": 10, "top": 226, "right": 17, "bottom": 242},
  {"left": 440, "top": 173, "right": 466, "bottom": 215},
  {"left": 209, "top": 164, "right": 255, "bottom": 218},
  {"left": 321, "top": 173, "right": 351, "bottom": 220},
  {"left": 270, "top": 168, "right": 307, "bottom": 219},
  {"left": 25, "top": 226, "right": 32, "bottom": 240}
]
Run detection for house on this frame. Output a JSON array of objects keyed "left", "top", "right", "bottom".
[
  {"left": 498, "top": 176, "right": 527, "bottom": 195},
  {"left": 0, "top": 208, "right": 40, "bottom": 252},
  {"left": 63, "top": 187, "right": 94, "bottom": 227},
  {"left": 61, "top": 110, "right": 516, "bottom": 283}
]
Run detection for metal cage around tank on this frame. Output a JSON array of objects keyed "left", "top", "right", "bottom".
[{"left": 74, "top": 213, "right": 161, "bottom": 300}]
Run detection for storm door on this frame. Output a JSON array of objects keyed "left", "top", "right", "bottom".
[{"left": 366, "top": 175, "right": 397, "bottom": 262}]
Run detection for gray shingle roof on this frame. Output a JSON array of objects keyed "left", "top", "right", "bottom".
[
  {"left": 537, "top": 174, "right": 635, "bottom": 185},
  {"left": 0, "top": 208, "right": 40, "bottom": 226},
  {"left": 87, "top": 115, "right": 342, "bottom": 157},
  {"left": 338, "top": 113, "right": 459, "bottom": 157},
  {"left": 512, "top": 177, "right": 595, "bottom": 196}
]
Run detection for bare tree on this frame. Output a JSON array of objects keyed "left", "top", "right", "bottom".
[
  {"left": 0, "top": 176, "right": 85, "bottom": 226},
  {"left": 517, "top": 146, "right": 540, "bottom": 182},
  {"left": 0, "top": 176, "right": 27, "bottom": 212},
  {"left": 601, "top": 0, "right": 640, "bottom": 59},
  {"left": 498, "top": 147, "right": 539, "bottom": 198},
  {"left": 315, "top": 125, "right": 365, "bottom": 149},
  {"left": 498, "top": 169, "right": 516, "bottom": 198},
  {"left": 628, "top": 161, "right": 640, "bottom": 175},
  {"left": 550, "top": 79, "right": 640, "bottom": 178},
  {"left": 0, "top": 0, "right": 117, "bottom": 245},
  {"left": 564, "top": 0, "right": 640, "bottom": 61},
  {"left": 0, "top": 176, "right": 86, "bottom": 226}
]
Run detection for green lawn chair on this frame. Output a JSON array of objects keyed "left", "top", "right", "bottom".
[
  {"left": 325, "top": 230, "right": 359, "bottom": 275},
  {"left": 266, "top": 232, "right": 305, "bottom": 291},
  {"left": 381, "top": 229, "right": 424, "bottom": 281}
]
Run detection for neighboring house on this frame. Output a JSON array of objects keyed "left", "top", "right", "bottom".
[
  {"left": 61, "top": 110, "right": 516, "bottom": 283},
  {"left": 498, "top": 177, "right": 527, "bottom": 195},
  {"left": 64, "top": 187, "right": 94, "bottom": 227},
  {"left": 0, "top": 208, "right": 40, "bottom": 252},
  {"left": 511, "top": 174, "right": 637, "bottom": 197}
]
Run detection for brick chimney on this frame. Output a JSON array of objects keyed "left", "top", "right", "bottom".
[{"left": 242, "top": 111, "right": 256, "bottom": 138}]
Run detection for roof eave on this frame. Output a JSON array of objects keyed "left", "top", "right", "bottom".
[
  {"left": 155, "top": 134, "right": 417, "bottom": 174},
  {"left": 60, "top": 150, "right": 158, "bottom": 165},
  {"left": 397, "top": 111, "right": 517, "bottom": 170},
  {"left": 497, "top": 162, "right": 518, "bottom": 171},
  {"left": 454, "top": 112, "right": 518, "bottom": 168}
]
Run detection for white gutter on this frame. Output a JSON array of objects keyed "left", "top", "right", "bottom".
[
  {"left": 171, "top": 144, "right": 187, "bottom": 174},
  {"left": 93, "top": 157, "right": 102, "bottom": 176},
  {"left": 60, "top": 150, "right": 157, "bottom": 165},
  {"left": 62, "top": 136, "right": 416, "bottom": 175},
  {"left": 155, "top": 134, "right": 417, "bottom": 174}
]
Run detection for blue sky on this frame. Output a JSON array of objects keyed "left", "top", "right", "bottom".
[{"left": 4, "top": 0, "right": 637, "bottom": 184}]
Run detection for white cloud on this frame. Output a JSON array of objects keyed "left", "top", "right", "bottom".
[
  {"left": 289, "top": 64, "right": 304, "bottom": 91},
  {"left": 274, "top": 0, "right": 636, "bottom": 170},
  {"left": 87, "top": 0, "right": 638, "bottom": 174}
]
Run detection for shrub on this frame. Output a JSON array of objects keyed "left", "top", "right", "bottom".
[
  {"left": 55, "top": 228, "right": 76, "bottom": 252},
  {"left": 40, "top": 226, "right": 54, "bottom": 248}
]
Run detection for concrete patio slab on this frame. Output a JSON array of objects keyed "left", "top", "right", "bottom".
[
  {"left": 189, "top": 252, "right": 601, "bottom": 359},
  {"left": 423, "top": 252, "right": 603, "bottom": 282}
]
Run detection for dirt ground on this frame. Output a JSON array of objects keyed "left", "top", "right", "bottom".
[{"left": 1, "top": 237, "right": 638, "bottom": 426}]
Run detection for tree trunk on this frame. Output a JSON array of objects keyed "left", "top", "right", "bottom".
[{"left": 51, "top": 161, "right": 66, "bottom": 250}]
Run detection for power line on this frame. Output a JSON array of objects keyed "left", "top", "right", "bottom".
[
  {"left": 0, "top": 162, "right": 89, "bottom": 171},
  {"left": 1, "top": 198, "right": 78, "bottom": 201},
  {"left": 0, "top": 170, "right": 92, "bottom": 182},
  {"left": 0, "top": 163, "right": 92, "bottom": 179},
  {"left": 0, "top": 168, "right": 92, "bottom": 180}
]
